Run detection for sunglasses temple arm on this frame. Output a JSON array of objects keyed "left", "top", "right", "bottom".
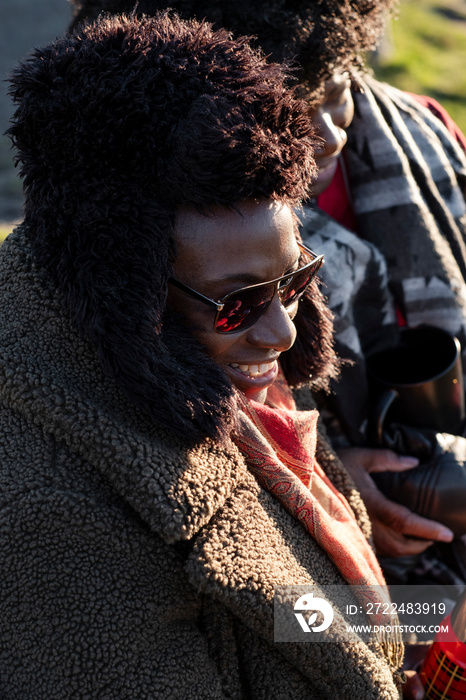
[{"left": 168, "top": 278, "right": 223, "bottom": 311}]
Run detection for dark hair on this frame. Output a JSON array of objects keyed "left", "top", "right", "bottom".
[
  {"left": 68, "top": 0, "right": 398, "bottom": 105},
  {"left": 8, "top": 11, "right": 336, "bottom": 441}
]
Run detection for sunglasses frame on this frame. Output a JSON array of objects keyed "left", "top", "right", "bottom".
[{"left": 169, "top": 242, "right": 324, "bottom": 334}]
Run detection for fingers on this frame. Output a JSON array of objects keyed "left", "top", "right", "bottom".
[
  {"left": 336, "top": 446, "right": 453, "bottom": 558},
  {"left": 365, "top": 450, "right": 419, "bottom": 474},
  {"left": 372, "top": 523, "right": 434, "bottom": 558},
  {"left": 402, "top": 670, "right": 425, "bottom": 700},
  {"left": 394, "top": 507, "right": 453, "bottom": 543},
  {"left": 369, "top": 513, "right": 435, "bottom": 557},
  {"left": 360, "top": 484, "right": 453, "bottom": 558},
  {"left": 337, "top": 446, "right": 419, "bottom": 474},
  {"left": 373, "top": 495, "right": 453, "bottom": 542}
]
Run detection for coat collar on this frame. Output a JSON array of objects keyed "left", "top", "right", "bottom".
[{"left": 0, "top": 227, "right": 248, "bottom": 543}]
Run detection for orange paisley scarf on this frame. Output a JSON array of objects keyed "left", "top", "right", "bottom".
[{"left": 234, "top": 377, "right": 386, "bottom": 589}]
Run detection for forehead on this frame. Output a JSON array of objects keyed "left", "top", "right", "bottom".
[{"left": 173, "top": 199, "right": 297, "bottom": 285}]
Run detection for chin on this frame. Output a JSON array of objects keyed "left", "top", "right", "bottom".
[
  {"left": 312, "top": 160, "right": 338, "bottom": 196},
  {"left": 312, "top": 179, "right": 332, "bottom": 197},
  {"left": 225, "top": 362, "right": 278, "bottom": 404},
  {"left": 242, "top": 386, "right": 268, "bottom": 404}
]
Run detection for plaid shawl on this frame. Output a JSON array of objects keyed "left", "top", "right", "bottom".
[
  {"left": 301, "top": 76, "right": 466, "bottom": 448},
  {"left": 348, "top": 76, "right": 466, "bottom": 340}
]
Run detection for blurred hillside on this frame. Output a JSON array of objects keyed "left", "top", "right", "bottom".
[
  {"left": 0, "top": 0, "right": 465, "bottom": 227},
  {"left": 373, "top": 0, "right": 466, "bottom": 137}
]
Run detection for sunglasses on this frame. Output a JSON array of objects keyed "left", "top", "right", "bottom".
[{"left": 169, "top": 242, "right": 324, "bottom": 334}]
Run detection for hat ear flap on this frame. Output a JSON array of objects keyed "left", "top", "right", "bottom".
[
  {"left": 280, "top": 279, "right": 340, "bottom": 391},
  {"left": 26, "top": 197, "right": 237, "bottom": 442}
]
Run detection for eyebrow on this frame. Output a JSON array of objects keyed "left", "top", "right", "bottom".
[
  {"left": 205, "top": 272, "right": 270, "bottom": 288},
  {"left": 202, "top": 254, "right": 301, "bottom": 289}
]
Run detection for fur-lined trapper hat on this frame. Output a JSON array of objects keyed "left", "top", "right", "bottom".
[
  {"left": 68, "top": 0, "right": 399, "bottom": 106},
  {"left": 7, "top": 12, "right": 337, "bottom": 441}
]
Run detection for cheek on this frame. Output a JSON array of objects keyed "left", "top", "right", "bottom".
[
  {"left": 286, "top": 300, "right": 299, "bottom": 322},
  {"left": 330, "top": 94, "right": 354, "bottom": 130},
  {"left": 340, "top": 96, "right": 355, "bottom": 129},
  {"left": 343, "top": 106, "right": 354, "bottom": 129},
  {"left": 191, "top": 326, "right": 239, "bottom": 361}
]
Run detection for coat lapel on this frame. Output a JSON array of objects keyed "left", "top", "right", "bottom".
[
  {"left": 186, "top": 474, "right": 401, "bottom": 698},
  {"left": 0, "top": 229, "right": 248, "bottom": 542}
]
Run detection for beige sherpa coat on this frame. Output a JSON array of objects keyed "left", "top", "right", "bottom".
[{"left": 0, "top": 229, "right": 401, "bottom": 699}]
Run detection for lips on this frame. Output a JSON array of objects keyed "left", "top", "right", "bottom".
[{"left": 225, "top": 359, "right": 279, "bottom": 398}]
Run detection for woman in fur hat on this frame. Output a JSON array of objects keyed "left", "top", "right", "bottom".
[
  {"left": 68, "top": 0, "right": 466, "bottom": 576},
  {"left": 0, "top": 10, "right": 413, "bottom": 699}
]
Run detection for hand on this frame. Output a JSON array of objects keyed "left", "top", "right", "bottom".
[
  {"left": 402, "top": 644, "right": 429, "bottom": 699},
  {"left": 336, "top": 447, "right": 454, "bottom": 557},
  {"left": 403, "top": 670, "right": 425, "bottom": 700}
]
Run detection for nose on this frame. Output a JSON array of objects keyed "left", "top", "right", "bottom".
[
  {"left": 314, "top": 110, "right": 347, "bottom": 158},
  {"left": 246, "top": 295, "right": 297, "bottom": 352}
]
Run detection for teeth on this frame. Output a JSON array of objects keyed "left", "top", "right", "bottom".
[{"left": 229, "top": 361, "right": 275, "bottom": 378}]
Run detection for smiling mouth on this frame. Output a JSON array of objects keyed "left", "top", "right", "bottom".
[{"left": 228, "top": 361, "right": 276, "bottom": 378}]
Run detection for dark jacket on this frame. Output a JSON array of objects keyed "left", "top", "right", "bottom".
[{"left": 0, "top": 227, "right": 401, "bottom": 699}]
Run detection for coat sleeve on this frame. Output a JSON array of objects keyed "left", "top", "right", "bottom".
[
  {"left": 0, "top": 460, "right": 227, "bottom": 699},
  {"left": 300, "top": 208, "right": 399, "bottom": 447}
]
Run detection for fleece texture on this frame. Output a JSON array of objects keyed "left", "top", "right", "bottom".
[{"left": 0, "top": 227, "right": 401, "bottom": 699}]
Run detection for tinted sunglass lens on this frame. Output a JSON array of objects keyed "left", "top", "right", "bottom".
[
  {"left": 282, "top": 261, "right": 320, "bottom": 306},
  {"left": 215, "top": 284, "right": 275, "bottom": 333}
]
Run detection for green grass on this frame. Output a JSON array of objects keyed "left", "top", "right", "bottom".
[
  {"left": 373, "top": 0, "right": 466, "bottom": 134},
  {"left": 0, "top": 223, "right": 14, "bottom": 244}
]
